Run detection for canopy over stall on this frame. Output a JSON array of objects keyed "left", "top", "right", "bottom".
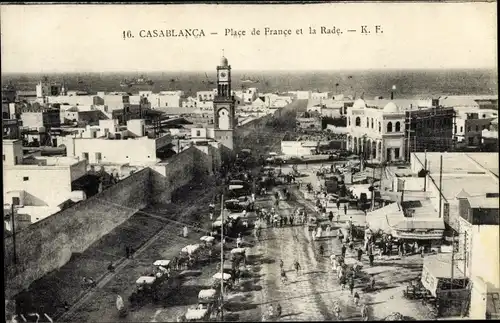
[
  {"left": 136, "top": 276, "right": 156, "bottom": 285},
  {"left": 198, "top": 289, "right": 217, "bottom": 300},
  {"left": 185, "top": 309, "right": 208, "bottom": 321},
  {"left": 212, "top": 272, "right": 231, "bottom": 281},
  {"left": 231, "top": 248, "right": 246, "bottom": 255},
  {"left": 200, "top": 236, "right": 215, "bottom": 243},
  {"left": 182, "top": 244, "right": 201, "bottom": 254},
  {"left": 153, "top": 260, "right": 171, "bottom": 267}
]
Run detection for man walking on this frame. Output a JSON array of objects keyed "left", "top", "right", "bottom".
[
  {"left": 328, "top": 211, "right": 334, "bottom": 222},
  {"left": 349, "top": 277, "right": 355, "bottom": 295},
  {"left": 341, "top": 244, "right": 347, "bottom": 258},
  {"left": 344, "top": 204, "right": 348, "bottom": 215},
  {"left": 357, "top": 248, "right": 363, "bottom": 261},
  {"left": 294, "top": 260, "right": 301, "bottom": 276}
]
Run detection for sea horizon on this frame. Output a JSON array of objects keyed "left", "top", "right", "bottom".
[{"left": 2, "top": 68, "right": 497, "bottom": 99}]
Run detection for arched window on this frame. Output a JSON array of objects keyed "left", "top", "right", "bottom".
[
  {"left": 355, "top": 117, "right": 361, "bottom": 127},
  {"left": 395, "top": 122, "right": 401, "bottom": 132},
  {"left": 371, "top": 118, "right": 374, "bottom": 129},
  {"left": 387, "top": 122, "right": 393, "bottom": 133},
  {"left": 348, "top": 117, "right": 351, "bottom": 126},
  {"left": 378, "top": 122, "right": 381, "bottom": 132},
  {"left": 366, "top": 117, "right": 369, "bottom": 127}
]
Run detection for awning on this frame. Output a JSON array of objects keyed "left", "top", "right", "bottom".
[
  {"left": 213, "top": 272, "right": 231, "bottom": 280},
  {"left": 185, "top": 309, "right": 208, "bottom": 320},
  {"left": 136, "top": 276, "right": 156, "bottom": 285},
  {"left": 153, "top": 260, "right": 171, "bottom": 267},
  {"left": 198, "top": 289, "right": 216, "bottom": 300},
  {"left": 393, "top": 219, "right": 445, "bottom": 231}
]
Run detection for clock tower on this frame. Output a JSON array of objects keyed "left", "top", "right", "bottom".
[{"left": 213, "top": 54, "right": 236, "bottom": 150}]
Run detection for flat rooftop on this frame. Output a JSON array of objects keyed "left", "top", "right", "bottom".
[
  {"left": 440, "top": 175, "right": 499, "bottom": 201},
  {"left": 412, "top": 152, "right": 499, "bottom": 177}
]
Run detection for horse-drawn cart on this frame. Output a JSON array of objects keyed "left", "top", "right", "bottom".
[
  {"left": 200, "top": 236, "right": 215, "bottom": 247},
  {"left": 178, "top": 244, "right": 202, "bottom": 269},
  {"left": 230, "top": 248, "right": 247, "bottom": 266},
  {"left": 129, "top": 276, "right": 157, "bottom": 306},
  {"left": 184, "top": 308, "right": 211, "bottom": 322},
  {"left": 212, "top": 272, "right": 233, "bottom": 292}
]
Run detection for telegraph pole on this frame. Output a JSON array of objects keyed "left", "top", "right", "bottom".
[
  {"left": 463, "top": 230, "right": 468, "bottom": 282},
  {"left": 423, "top": 150, "right": 428, "bottom": 191},
  {"left": 11, "top": 199, "right": 18, "bottom": 264},
  {"left": 438, "top": 155, "right": 443, "bottom": 218},
  {"left": 451, "top": 227, "right": 455, "bottom": 289},
  {"left": 406, "top": 110, "right": 414, "bottom": 162},
  {"left": 220, "top": 193, "right": 225, "bottom": 321}
]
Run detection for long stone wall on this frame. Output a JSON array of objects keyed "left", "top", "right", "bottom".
[
  {"left": 4, "top": 146, "right": 216, "bottom": 298},
  {"left": 4, "top": 168, "right": 151, "bottom": 298}
]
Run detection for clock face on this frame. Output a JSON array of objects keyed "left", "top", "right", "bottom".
[{"left": 219, "top": 70, "right": 228, "bottom": 81}]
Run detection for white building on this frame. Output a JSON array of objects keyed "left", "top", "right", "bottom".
[
  {"left": 289, "top": 91, "right": 311, "bottom": 100},
  {"left": 281, "top": 140, "right": 318, "bottom": 156},
  {"left": 311, "top": 92, "right": 330, "bottom": 100},
  {"left": 59, "top": 119, "right": 172, "bottom": 166},
  {"left": 196, "top": 90, "right": 217, "bottom": 102},
  {"left": 47, "top": 95, "right": 103, "bottom": 106},
  {"left": 181, "top": 97, "right": 199, "bottom": 108},
  {"left": 3, "top": 139, "right": 88, "bottom": 225},
  {"left": 346, "top": 98, "right": 435, "bottom": 162},
  {"left": 454, "top": 110, "right": 496, "bottom": 147},
  {"left": 144, "top": 92, "right": 182, "bottom": 109}
]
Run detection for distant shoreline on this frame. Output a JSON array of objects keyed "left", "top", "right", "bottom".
[{"left": 2, "top": 68, "right": 497, "bottom": 76}]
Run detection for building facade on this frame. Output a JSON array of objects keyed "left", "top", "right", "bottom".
[
  {"left": 3, "top": 139, "right": 88, "bottom": 224},
  {"left": 405, "top": 107, "right": 455, "bottom": 156},
  {"left": 346, "top": 99, "right": 454, "bottom": 162},
  {"left": 346, "top": 99, "right": 406, "bottom": 162}
]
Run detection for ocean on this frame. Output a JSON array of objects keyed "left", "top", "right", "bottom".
[{"left": 2, "top": 69, "right": 497, "bottom": 99}]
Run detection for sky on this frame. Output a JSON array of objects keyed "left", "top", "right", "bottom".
[{"left": 0, "top": 3, "right": 497, "bottom": 73}]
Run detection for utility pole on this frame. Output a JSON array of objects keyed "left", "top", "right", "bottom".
[
  {"left": 451, "top": 219, "right": 460, "bottom": 290},
  {"left": 423, "top": 150, "right": 428, "bottom": 192},
  {"left": 451, "top": 227, "right": 455, "bottom": 290},
  {"left": 438, "top": 154, "right": 443, "bottom": 218},
  {"left": 371, "top": 167, "right": 376, "bottom": 211},
  {"left": 463, "top": 229, "right": 468, "bottom": 283},
  {"left": 11, "top": 198, "right": 18, "bottom": 265},
  {"left": 220, "top": 193, "right": 225, "bottom": 321},
  {"left": 406, "top": 110, "right": 414, "bottom": 162}
]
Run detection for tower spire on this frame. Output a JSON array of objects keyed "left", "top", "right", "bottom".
[{"left": 222, "top": 49, "right": 225, "bottom": 57}]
